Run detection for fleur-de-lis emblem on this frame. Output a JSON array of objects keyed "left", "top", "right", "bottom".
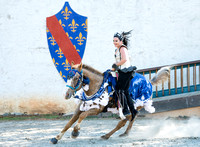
[
  {"left": 59, "top": 71, "right": 66, "bottom": 78},
  {"left": 74, "top": 45, "right": 80, "bottom": 52},
  {"left": 68, "top": 19, "right": 79, "bottom": 33},
  {"left": 48, "top": 36, "right": 56, "bottom": 46},
  {"left": 61, "top": 6, "right": 72, "bottom": 20},
  {"left": 59, "top": 19, "right": 65, "bottom": 27},
  {"left": 82, "top": 19, "right": 88, "bottom": 32},
  {"left": 53, "top": 58, "right": 59, "bottom": 67},
  {"left": 55, "top": 48, "right": 64, "bottom": 58},
  {"left": 75, "top": 32, "right": 86, "bottom": 45},
  {"left": 62, "top": 59, "right": 70, "bottom": 71},
  {"left": 66, "top": 32, "right": 73, "bottom": 39}
]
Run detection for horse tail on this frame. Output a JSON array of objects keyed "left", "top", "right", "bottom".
[{"left": 150, "top": 66, "right": 172, "bottom": 86}]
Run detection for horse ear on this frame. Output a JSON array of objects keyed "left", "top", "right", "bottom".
[
  {"left": 71, "top": 61, "right": 75, "bottom": 67},
  {"left": 79, "top": 62, "right": 83, "bottom": 71},
  {"left": 71, "top": 62, "right": 82, "bottom": 71},
  {"left": 71, "top": 61, "right": 77, "bottom": 69},
  {"left": 71, "top": 62, "right": 78, "bottom": 69},
  {"left": 75, "top": 62, "right": 82, "bottom": 72}
]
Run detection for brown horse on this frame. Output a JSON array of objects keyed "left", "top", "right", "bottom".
[{"left": 50, "top": 64, "right": 171, "bottom": 144}]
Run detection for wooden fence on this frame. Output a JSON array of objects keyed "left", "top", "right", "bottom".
[{"left": 137, "top": 60, "right": 200, "bottom": 98}]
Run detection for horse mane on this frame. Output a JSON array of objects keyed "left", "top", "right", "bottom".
[{"left": 82, "top": 64, "right": 103, "bottom": 77}]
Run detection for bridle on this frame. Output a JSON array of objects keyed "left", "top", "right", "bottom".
[{"left": 66, "top": 70, "right": 83, "bottom": 93}]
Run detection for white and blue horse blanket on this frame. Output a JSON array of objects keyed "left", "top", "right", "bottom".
[{"left": 74, "top": 70, "right": 155, "bottom": 113}]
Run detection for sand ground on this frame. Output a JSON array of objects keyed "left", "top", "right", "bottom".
[{"left": 0, "top": 117, "right": 200, "bottom": 147}]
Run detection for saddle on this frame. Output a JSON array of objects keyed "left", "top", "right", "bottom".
[{"left": 103, "top": 66, "right": 137, "bottom": 95}]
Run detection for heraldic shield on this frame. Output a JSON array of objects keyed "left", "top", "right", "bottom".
[{"left": 46, "top": 2, "right": 87, "bottom": 82}]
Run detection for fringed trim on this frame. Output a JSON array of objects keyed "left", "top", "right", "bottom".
[
  {"left": 134, "top": 96, "right": 155, "bottom": 113},
  {"left": 74, "top": 91, "right": 109, "bottom": 112}
]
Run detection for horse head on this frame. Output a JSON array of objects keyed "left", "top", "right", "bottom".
[{"left": 65, "top": 63, "right": 83, "bottom": 99}]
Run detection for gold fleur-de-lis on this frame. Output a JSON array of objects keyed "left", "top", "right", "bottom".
[
  {"left": 68, "top": 19, "right": 79, "bottom": 33},
  {"left": 74, "top": 45, "right": 80, "bottom": 52},
  {"left": 62, "top": 59, "right": 70, "bottom": 71},
  {"left": 55, "top": 48, "right": 64, "bottom": 58},
  {"left": 66, "top": 32, "right": 73, "bottom": 39},
  {"left": 48, "top": 36, "right": 56, "bottom": 46},
  {"left": 82, "top": 19, "right": 88, "bottom": 32},
  {"left": 60, "top": 71, "right": 66, "bottom": 78},
  {"left": 59, "top": 19, "right": 65, "bottom": 27},
  {"left": 52, "top": 58, "right": 59, "bottom": 67},
  {"left": 61, "top": 6, "right": 72, "bottom": 20},
  {"left": 75, "top": 32, "right": 86, "bottom": 45}
]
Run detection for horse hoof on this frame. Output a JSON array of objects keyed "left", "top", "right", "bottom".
[
  {"left": 101, "top": 135, "right": 109, "bottom": 140},
  {"left": 119, "top": 133, "right": 128, "bottom": 137},
  {"left": 71, "top": 131, "right": 80, "bottom": 138},
  {"left": 50, "top": 138, "right": 58, "bottom": 144}
]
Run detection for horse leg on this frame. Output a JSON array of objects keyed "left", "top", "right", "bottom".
[
  {"left": 101, "top": 117, "right": 129, "bottom": 140},
  {"left": 56, "top": 111, "right": 81, "bottom": 140},
  {"left": 50, "top": 106, "right": 82, "bottom": 144},
  {"left": 118, "top": 114, "right": 138, "bottom": 137},
  {"left": 119, "top": 106, "right": 143, "bottom": 137},
  {"left": 72, "top": 108, "right": 101, "bottom": 138}
]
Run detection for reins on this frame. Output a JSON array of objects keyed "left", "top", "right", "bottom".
[{"left": 74, "top": 70, "right": 111, "bottom": 101}]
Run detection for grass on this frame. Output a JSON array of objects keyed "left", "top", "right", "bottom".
[
  {"left": 0, "top": 114, "right": 193, "bottom": 121},
  {"left": 0, "top": 114, "right": 72, "bottom": 121},
  {"left": 0, "top": 113, "right": 119, "bottom": 121}
]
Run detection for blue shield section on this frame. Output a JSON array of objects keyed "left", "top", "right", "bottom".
[{"left": 46, "top": 2, "right": 88, "bottom": 82}]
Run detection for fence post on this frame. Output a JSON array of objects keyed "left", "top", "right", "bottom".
[
  {"left": 193, "top": 64, "right": 196, "bottom": 91},
  {"left": 174, "top": 66, "right": 177, "bottom": 94},
  {"left": 187, "top": 64, "right": 190, "bottom": 92},
  {"left": 181, "top": 65, "right": 183, "bottom": 93},
  {"left": 168, "top": 70, "right": 171, "bottom": 95}
]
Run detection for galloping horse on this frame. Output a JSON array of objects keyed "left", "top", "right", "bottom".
[{"left": 50, "top": 64, "right": 171, "bottom": 144}]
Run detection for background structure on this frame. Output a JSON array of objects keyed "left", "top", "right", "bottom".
[{"left": 0, "top": 0, "right": 200, "bottom": 114}]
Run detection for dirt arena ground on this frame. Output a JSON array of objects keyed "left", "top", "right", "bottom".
[{"left": 0, "top": 117, "right": 200, "bottom": 147}]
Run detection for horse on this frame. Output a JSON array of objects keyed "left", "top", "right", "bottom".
[{"left": 50, "top": 63, "right": 171, "bottom": 144}]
